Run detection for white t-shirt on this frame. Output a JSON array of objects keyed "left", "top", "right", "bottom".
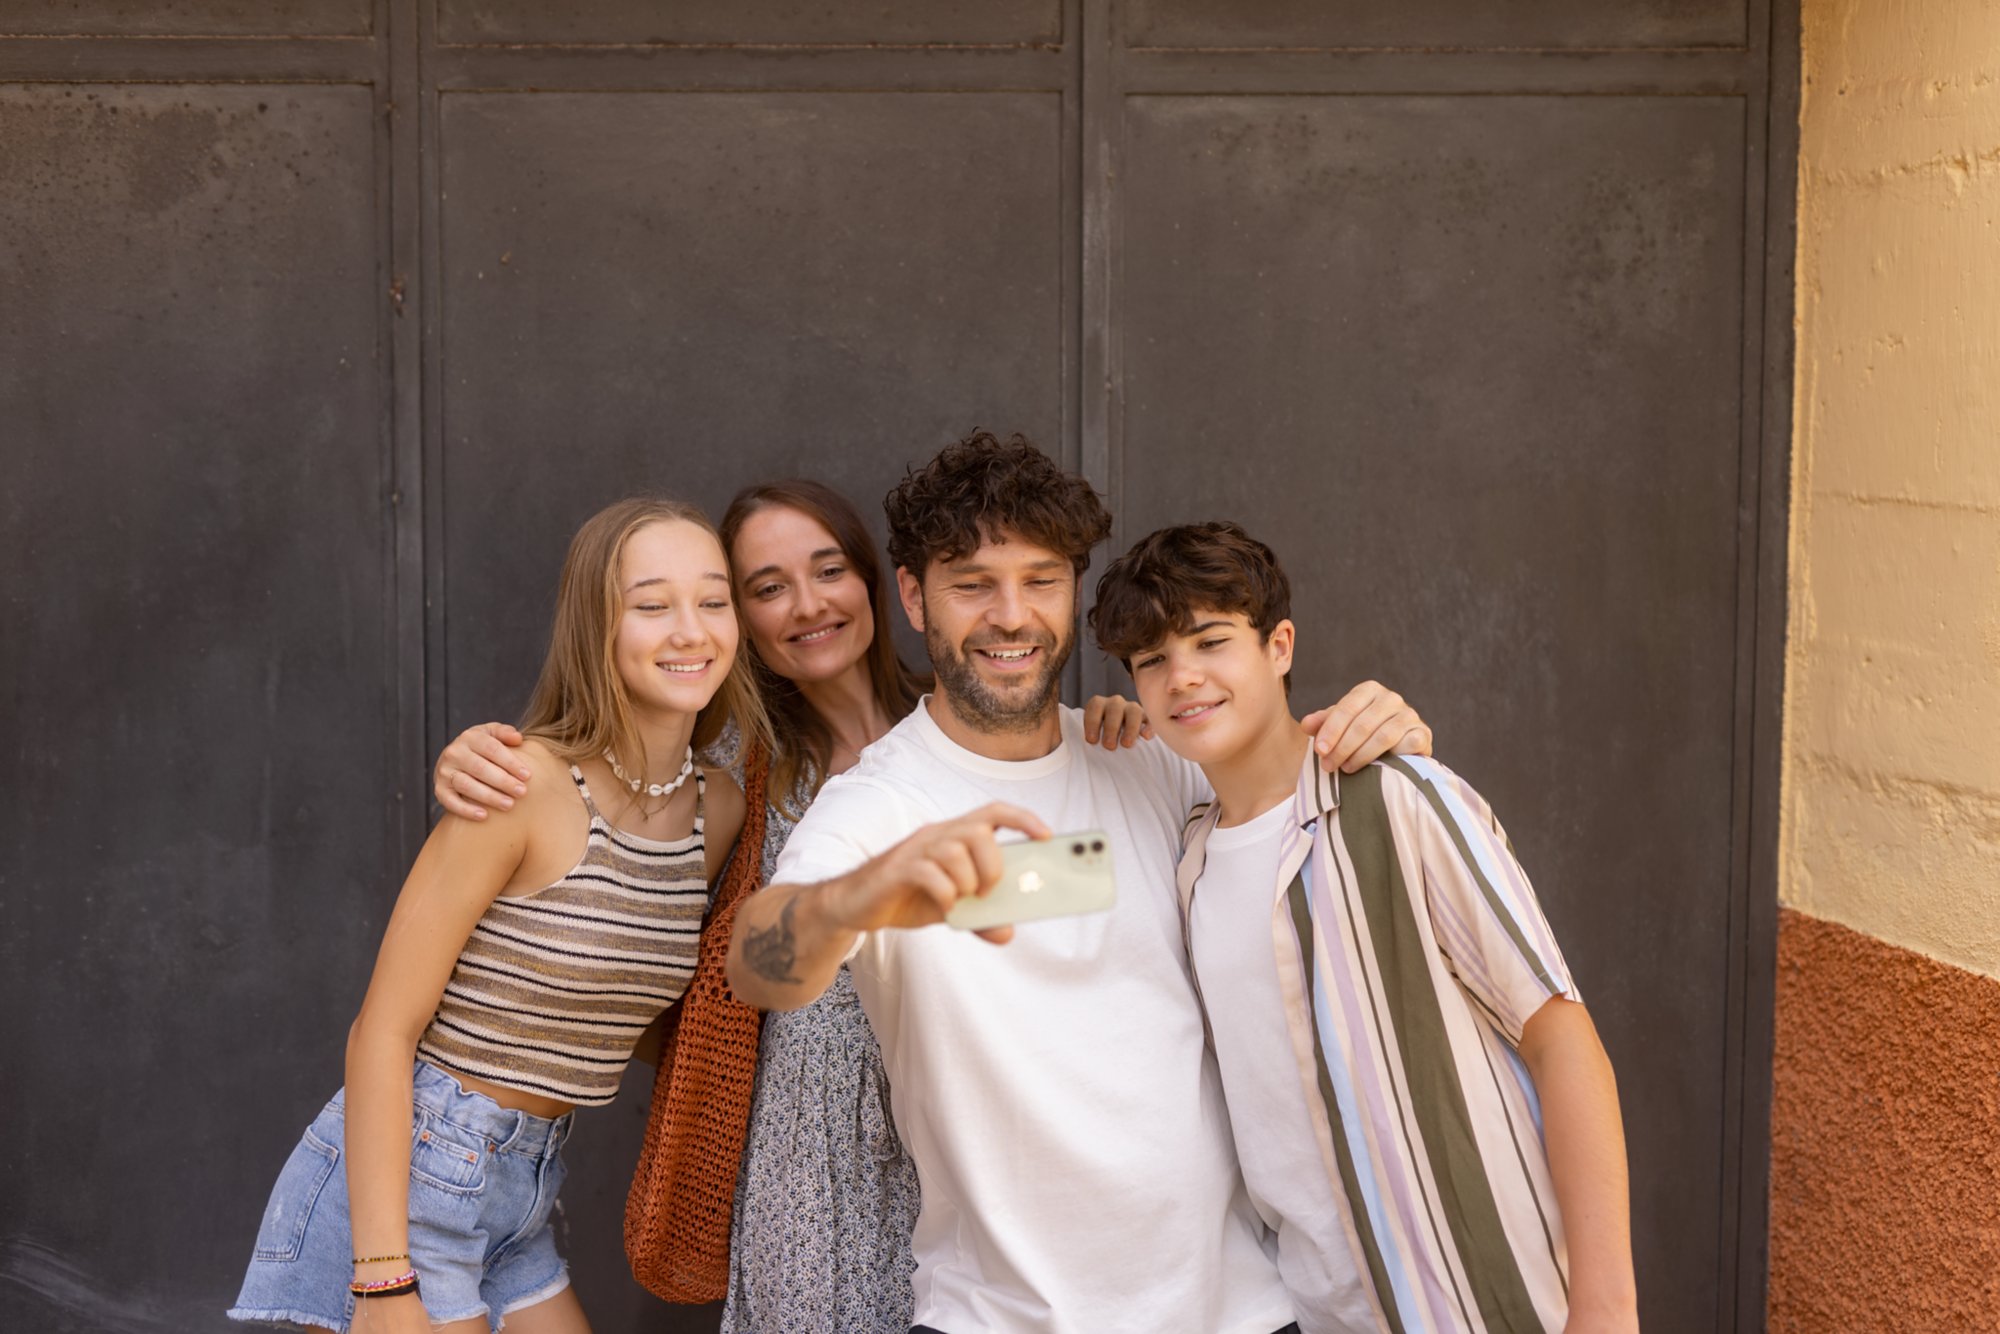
[
  {"left": 1190, "top": 802, "right": 1373, "bottom": 1334},
  {"left": 772, "top": 700, "right": 1294, "bottom": 1334}
]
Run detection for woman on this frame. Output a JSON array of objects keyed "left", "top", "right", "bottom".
[
  {"left": 715, "top": 480, "right": 930, "bottom": 1332},
  {"left": 435, "top": 481, "right": 1150, "bottom": 1331},
  {"left": 233, "top": 498, "right": 764, "bottom": 1334}
]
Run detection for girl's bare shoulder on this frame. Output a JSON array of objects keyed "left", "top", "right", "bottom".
[
  {"left": 500, "top": 738, "right": 593, "bottom": 885},
  {"left": 513, "top": 736, "right": 573, "bottom": 780}
]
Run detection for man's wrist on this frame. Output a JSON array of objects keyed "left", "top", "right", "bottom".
[{"left": 808, "top": 870, "right": 864, "bottom": 938}]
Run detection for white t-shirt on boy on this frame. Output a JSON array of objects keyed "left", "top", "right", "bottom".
[
  {"left": 771, "top": 699, "right": 1295, "bottom": 1334},
  {"left": 1191, "top": 801, "right": 1372, "bottom": 1334}
]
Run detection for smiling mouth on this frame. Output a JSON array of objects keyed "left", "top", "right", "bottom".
[
  {"left": 658, "top": 661, "right": 711, "bottom": 675},
  {"left": 1170, "top": 700, "right": 1223, "bottom": 722},
  {"left": 975, "top": 646, "right": 1041, "bottom": 670},
  {"left": 789, "top": 622, "right": 846, "bottom": 645}
]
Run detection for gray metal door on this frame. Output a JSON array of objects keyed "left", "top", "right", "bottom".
[{"left": 1, "top": 3, "right": 1791, "bottom": 1330}]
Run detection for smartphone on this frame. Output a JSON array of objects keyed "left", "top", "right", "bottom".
[{"left": 945, "top": 831, "right": 1117, "bottom": 931}]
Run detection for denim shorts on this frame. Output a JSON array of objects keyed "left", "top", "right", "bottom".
[{"left": 229, "top": 1060, "right": 574, "bottom": 1332}]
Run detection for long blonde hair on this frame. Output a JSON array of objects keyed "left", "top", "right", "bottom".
[{"left": 521, "top": 497, "right": 773, "bottom": 780}]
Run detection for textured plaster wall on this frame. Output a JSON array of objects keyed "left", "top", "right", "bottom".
[
  {"left": 1769, "top": 911, "right": 2000, "bottom": 1332},
  {"left": 1781, "top": 0, "right": 2000, "bottom": 976},
  {"left": 1774, "top": 3, "right": 2000, "bottom": 1326}
]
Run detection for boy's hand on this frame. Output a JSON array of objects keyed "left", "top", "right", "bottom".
[
  {"left": 434, "top": 722, "right": 531, "bottom": 819},
  {"left": 1082, "top": 694, "right": 1153, "bottom": 750},
  {"left": 1301, "top": 681, "right": 1432, "bottom": 773}
]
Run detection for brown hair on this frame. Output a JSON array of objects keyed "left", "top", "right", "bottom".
[
  {"left": 721, "top": 480, "right": 928, "bottom": 807},
  {"left": 520, "top": 497, "right": 772, "bottom": 783},
  {"left": 1089, "top": 521, "right": 1294, "bottom": 692},
  {"left": 884, "top": 430, "right": 1112, "bottom": 581}
]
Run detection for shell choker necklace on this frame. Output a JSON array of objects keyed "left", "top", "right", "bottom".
[{"left": 604, "top": 745, "right": 695, "bottom": 798}]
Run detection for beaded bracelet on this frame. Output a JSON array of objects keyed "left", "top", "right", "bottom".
[
  {"left": 352, "top": 1270, "right": 417, "bottom": 1290},
  {"left": 352, "top": 1253, "right": 409, "bottom": 1266},
  {"left": 350, "top": 1269, "right": 420, "bottom": 1299}
]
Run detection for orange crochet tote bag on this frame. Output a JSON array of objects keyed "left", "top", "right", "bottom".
[{"left": 624, "top": 741, "right": 771, "bottom": 1302}]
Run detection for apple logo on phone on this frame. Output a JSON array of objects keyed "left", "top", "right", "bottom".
[{"left": 1018, "top": 871, "right": 1045, "bottom": 895}]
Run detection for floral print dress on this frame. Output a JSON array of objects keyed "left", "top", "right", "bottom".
[{"left": 717, "top": 767, "right": 920, "bottom": 1334}]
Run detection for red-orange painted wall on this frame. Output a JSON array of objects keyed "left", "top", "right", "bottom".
[{"left": 1769, "top": 909, "right": 2000, "bottom": 1332}]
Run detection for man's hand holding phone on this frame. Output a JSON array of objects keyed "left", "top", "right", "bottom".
[
  {"left": 826, "top": 802, "right": 1053, "bottom": 946},
  {"left": 730, "top": 803, "right": 1096, "bottom": 1011}
]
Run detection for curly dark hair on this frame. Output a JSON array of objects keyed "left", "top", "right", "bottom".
[
  {"left": 884, "top": 431, "right": 1112, "bottom": 580},
  {"left": 1089, "top": 520, "right": 1293, "bottom": 693}
]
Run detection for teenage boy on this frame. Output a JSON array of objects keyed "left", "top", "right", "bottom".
[
  {"left": 723, "top": 434, "right": 1437, "bottom": 1334},
  {"left": 1089, "top": 521, "right": 1638, "bottom": 1334}
]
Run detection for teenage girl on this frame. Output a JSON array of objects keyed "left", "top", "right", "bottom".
[
  {"left": 435, "top": 480, "right": 1150, "bottom": 1331},
  {"left": 232, "top": 498, "right": 766, "bottom": 1334}
]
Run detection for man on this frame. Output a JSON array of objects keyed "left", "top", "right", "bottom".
[{"left": 726, "top": 432, "right": 1433, "bottom": 1334}]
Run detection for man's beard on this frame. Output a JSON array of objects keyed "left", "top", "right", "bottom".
[{"left": 925, "top": 616, "right": 1074, "bottom": 735}]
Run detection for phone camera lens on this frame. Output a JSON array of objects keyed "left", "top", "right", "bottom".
[
  {"left": 1071, "top": 842, "right": 1086, "bottom": 855},
  {"left": 1090, "top": 839, "right": 1105, "bottom": 853}
]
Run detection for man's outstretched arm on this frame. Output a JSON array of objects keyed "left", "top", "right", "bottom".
[
  {"left": 727, "top": 880, "right": 863, "bottom": 1011},
  {"left": 727, "top": 802, "right": 1050, "bottom": 1011}
]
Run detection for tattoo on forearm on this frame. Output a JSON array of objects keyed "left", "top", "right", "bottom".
[{"left": 744, "top": 895, "right": 802, "bottom": 985}]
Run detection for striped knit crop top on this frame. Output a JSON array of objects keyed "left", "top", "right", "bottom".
[{"left": 417, "top": 766, "right": 708, "bottom": 1107}]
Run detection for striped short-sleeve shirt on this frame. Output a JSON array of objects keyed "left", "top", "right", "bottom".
[{"left": 1177, "top": 754, "right": 1580, "bottom": 1334}]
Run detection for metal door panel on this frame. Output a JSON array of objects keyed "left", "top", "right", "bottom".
[
  {"left": 1125, "top": 0, "right": 1746, "bottom": 50},
  {"left": 439, "top": 0, "right": 1061, "bottom": 48},
  {"left": 437, "top": 89, "right": 1064, "bottom": 738},
  {"left": 1115, "top": 92, "right": 1746, "bottom": 1334},
  {"left": 0, "top": 82, "right": 389, "bottom": 1331},
  {"left": 0, "top": 2, "right": 370, "bottom": 37}
]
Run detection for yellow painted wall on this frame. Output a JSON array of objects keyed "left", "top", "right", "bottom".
[{"left": 1782, "top": 0, "right": 2000, "bottom": 977}]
